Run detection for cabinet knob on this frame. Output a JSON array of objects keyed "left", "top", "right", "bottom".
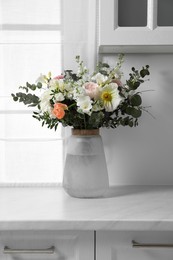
[
  {"left": 3, "top": 246, "right": 55, "bottom": 254},
  {"left": 132, "top": 240, "right": 173, "bottom": 248}
]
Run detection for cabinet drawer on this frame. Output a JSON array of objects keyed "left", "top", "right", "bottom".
[
  {"left": 97, "top": 231, "right": 173, "bottom": 260},
  {"left": 0, "top": 230, "right": 94, "bottom": 260}
]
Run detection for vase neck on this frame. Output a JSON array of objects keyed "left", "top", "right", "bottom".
[{"left": 72, "top": 129, "right": 100, "bottom": 136}]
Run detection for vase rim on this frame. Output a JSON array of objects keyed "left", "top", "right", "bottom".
[{"left": 72, "top": 129, "right": 100, "bottom": 136}]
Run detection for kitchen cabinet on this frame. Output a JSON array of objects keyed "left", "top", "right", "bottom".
[
  {"left": 99, "top": 0, "right": 173, "bottom": 53},
  {"left": 97, "top": 231, "right": 173, "bottom": 260},
  {"left": 2, "top": 230, "right": 173, "bottom": 260},
  {"left": 0, "top": 186, "right": 173, "bottom": 260},
  {"left": 0, "top": 230, "right": 94, "bottom": 260}
]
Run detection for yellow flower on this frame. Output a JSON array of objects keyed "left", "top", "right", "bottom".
[{"left": 100, "top": 83, "right": 122, "bottom": 112}]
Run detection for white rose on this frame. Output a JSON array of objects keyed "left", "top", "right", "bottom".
[{"left": 77, "top": 96, "right": 92, "bottom": 114}]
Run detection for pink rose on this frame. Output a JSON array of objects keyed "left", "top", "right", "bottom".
[
  {"left": 54, "top": 75, "right": 64, "bottom": 80},
  {"left": 84, "top": 82, "right": 100, "bottom": 99},
  {"left": 112, "top": 79, "right": 122, "bottom": 86}
]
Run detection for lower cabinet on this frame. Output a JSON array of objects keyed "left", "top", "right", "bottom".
[
  {"left": 1, "top": 230, "right": 173, "bottom": 260},
  {"left": 96, "top": 231, "right": 173, "bottom": 260},
  {"left": 0, "top": 230, "right": 94, "bottom": 260}
]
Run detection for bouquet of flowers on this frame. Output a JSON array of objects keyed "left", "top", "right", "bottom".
[{"left": 12, "top": 54, "right": 150, "bottom": 130}]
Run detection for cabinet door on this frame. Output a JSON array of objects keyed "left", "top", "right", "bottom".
[
  {"left": 99, "top": 0, "right": 173, "bottom": 53},
  {"left": 97, "top": 231, "right": 173, "bottom": 260},
  {"left": 0, "top": 230, "right": 94, "bottom": 260}
]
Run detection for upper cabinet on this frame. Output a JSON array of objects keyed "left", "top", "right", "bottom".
[{"left": 98, "top": 0, "right": 173, "bottom": 53}]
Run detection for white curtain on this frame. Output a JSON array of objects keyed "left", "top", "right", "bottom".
[
  {"left": 0, "top": 0, "right": 97, "bottom": 185},
  {"left": 62, "top": 0, "right": 97, "bottom": 72},
  {"left": 0, "top": 0, "right": 63, "bottom": 185}
]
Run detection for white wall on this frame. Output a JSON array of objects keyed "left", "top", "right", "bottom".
[{"left": 100, "top": 54, "right": 173, "bottom": 185}]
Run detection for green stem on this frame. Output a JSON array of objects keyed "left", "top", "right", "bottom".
[
  {"left": 68, "top": 103, "right": 76, "bottom": 109},
  {"left": 83, "top": 113, "right": 87, "bottom": 129}
]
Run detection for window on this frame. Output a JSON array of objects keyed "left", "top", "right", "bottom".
[
  {"left": 0, "top": 0, "right": 64, "bottom": 185},
  {"left": 0, "top": 0, "right": 97, "bottom": 185}
]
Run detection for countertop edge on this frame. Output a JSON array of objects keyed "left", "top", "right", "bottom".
[{"left": 0, "top": 220, "right": 173, "bottom": 231}]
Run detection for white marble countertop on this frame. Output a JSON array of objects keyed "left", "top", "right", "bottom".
[{"left": 0, "top": 186, "right": 173, "bottom": 231}]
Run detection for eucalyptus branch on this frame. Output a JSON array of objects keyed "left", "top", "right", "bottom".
[{"left": 142, "top": 106, "right": 156, "bottom": 119}]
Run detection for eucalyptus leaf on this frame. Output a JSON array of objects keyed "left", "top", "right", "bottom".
[
  {"left": 130, "top": 94, "right": 142, "bottom": 106},
  {"left": 130, "top": 108, "right": 142, "bottom": 118},
  {"left": 140, "top": 66, "right": 150, "bottom": 78}
]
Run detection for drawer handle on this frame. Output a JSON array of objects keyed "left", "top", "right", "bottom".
[
  {"left": 132, "top": 240, "right": 173, "bottom": 248},
  {"left": 3, "top": 246, "right": 55, "bottom": 254}
]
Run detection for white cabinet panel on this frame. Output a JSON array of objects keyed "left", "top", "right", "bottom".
[
  {"left": 0, "top": 230, "right": 94, "bottom": 260},
  {"left": 97, "top": 231, "right": 173, "bottom": 260},
  {"left": 99, "top": 0, "right": 173, "bottom": 53}
]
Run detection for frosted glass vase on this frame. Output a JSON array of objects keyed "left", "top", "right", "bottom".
[{"left": 63, "top": 129, "right": 109, "bottom": 198}]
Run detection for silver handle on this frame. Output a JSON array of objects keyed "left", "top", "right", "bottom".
[
  {"left": 132, "top": 240, "right": 173, "bottom": 248},
  {"left": 3, "top": 246, "right": 55, "bottom": 254}
]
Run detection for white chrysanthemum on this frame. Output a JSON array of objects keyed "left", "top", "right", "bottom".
[
  {"left": 39, "top": 90, "right": 52, "bottom": 114},
  {"left": 100, "top": 83, "right": 122, "bottom": 112},
  {"left": 54, "top": 92, "right": 65, "bottom": 102},
  {"left": 77, "top": 96, "right": 92, "bottom": 114},
  {"left": 92, "top": 73, "right": 108, "bottom": 85}
]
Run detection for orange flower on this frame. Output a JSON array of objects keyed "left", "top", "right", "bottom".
[{"left": 52, "top": 103, "right": 68, "bottom": 119}]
